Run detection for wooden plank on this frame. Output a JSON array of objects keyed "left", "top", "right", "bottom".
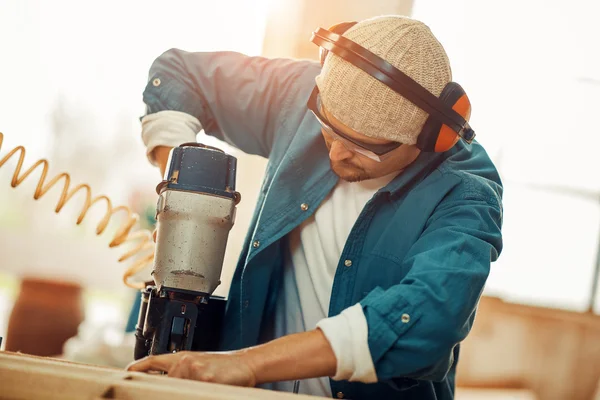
[
  {"left": 0, "top": 351, "right": 320, "bottom": 400},
  {"left": 455, "top": 388, "right": 537, "bottom": 400}
]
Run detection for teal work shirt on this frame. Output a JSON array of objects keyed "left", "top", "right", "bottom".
[{"left": 142, "top": 49, "right": 503, "bottom": 400}]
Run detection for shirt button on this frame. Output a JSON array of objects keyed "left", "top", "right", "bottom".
[
  {"left": 244, "top": 300, "right": 249, "bottom": 309},
  {"left": 344, "top": 259, "right": 352, "bottom": 267},
  {"left": 336, "top": 392, "right": 344, "bottom": 399},
  {"left": 253, "top": 240, "right": 260, "bottom": 248},
  {"left": 300, "top": 203, "right": 309, "bottom": 211},
  {"left": 401, "top": 313, "right": 411, "bottom": 323},
  {"left": 152, "top": 78, "right": 161, "bottom": 87}
]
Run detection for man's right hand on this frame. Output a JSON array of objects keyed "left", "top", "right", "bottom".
[
  {"left": 152, "top": 146, "right": 174, "bottom": 177},
  {"left": 151, "top": 146, "right": 172, "bottom": 245}
]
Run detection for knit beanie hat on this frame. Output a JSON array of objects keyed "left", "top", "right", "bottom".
[{"left": 315, "top": 15, "right": 452, "bottom": 145}]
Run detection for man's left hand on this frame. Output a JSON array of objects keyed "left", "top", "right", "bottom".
[
  {"left": 127, "top": 330, "right": 337, "bottom": 386},
  {"left": 126, "top": 351, "right": 257, "bottom": 387}
]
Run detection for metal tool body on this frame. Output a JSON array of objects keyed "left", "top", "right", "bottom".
[{"left": 134, "top": 143, "right": 240, "bottom": 359}]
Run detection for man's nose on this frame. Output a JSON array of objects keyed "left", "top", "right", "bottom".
[{"left": 329, "top": 140, "right": 353, "bottom": 162}]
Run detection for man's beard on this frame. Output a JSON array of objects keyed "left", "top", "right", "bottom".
[{"left": 330, "top": 160, "right": 371, "bottom": 182}]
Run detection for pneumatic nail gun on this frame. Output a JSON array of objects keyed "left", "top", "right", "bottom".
[{"left": 133, "top": 142, "right": 241, "bottom": 359}]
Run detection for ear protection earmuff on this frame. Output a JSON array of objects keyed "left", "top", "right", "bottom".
[{"left": 312, "top": 21, "right": 475, "bottom": 153}]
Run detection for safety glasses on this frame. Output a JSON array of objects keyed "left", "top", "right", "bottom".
[{"left": 307, "top": 86, "right": 401, "bottom": 162}]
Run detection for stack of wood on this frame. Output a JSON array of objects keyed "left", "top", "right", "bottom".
[
  {"left": 0, "top": 351, "right": 540, "bottom": 400},
  {"left": 0, "top": 351, "right": 315, "bottom": 400}
]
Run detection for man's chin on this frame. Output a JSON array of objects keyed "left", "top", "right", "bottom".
[{"left": 331, "top": 162, "right": 370, "bottom": 182}]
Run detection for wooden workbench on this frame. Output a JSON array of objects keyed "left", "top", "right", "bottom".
[
  {"left": 0, "top": 351, "right": 319, "bottom": 399},
  {"left": 0, "top": 350, "right": 542, "bottom": 399}
]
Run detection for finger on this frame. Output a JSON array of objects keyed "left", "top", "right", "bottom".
[
  {"left": 152, "top": 229, "right": 157, "bottom": 243},
  {"left": 127, "top": 354, "right": 177, "bottom": 372}
]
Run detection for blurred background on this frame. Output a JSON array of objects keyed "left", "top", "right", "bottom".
[{"left": 0, "top": 0, "right": 599, "bottom": 399}]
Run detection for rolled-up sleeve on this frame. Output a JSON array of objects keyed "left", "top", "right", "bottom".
[
  {"left": 142, "top": 49, "right": 319, "bottom": 158},
  {"left": 361, "top": 188, "right": 503, "bottom": 383}
]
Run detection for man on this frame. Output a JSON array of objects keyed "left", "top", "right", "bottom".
[{"left": 128, "top": 15, "right": 503, "bottom": 400}]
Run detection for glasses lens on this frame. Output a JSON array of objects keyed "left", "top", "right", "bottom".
[
  {"left": 319, "top": 122, "right": 381, "bottom": 161},
  {"left": 352, "top": 147, "right": 381, "bottom": 162}
]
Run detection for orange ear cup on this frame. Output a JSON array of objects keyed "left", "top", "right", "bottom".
[{"left": 434, "top": 93, "right": 472, "bottom": 152}]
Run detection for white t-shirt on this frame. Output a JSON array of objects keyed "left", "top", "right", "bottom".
[{"left": 271, "top": 172, "right": 397, "bottom": 397}]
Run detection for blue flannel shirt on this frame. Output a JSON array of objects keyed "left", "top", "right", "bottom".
[{"left": 141, "top": 49, "right": 503, "bottom": 400}]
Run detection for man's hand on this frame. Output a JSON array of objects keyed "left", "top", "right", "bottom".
[
  {"left": 127, "top": 351, "right": 257, "bottom": 386},
  {"left": 150, "top": 146, "right": 173, "bottom": 244},
  {"left": 126, "top": 329, "right": 337, "bottom": 386},
  {"left": 152, "top": 146, "right": 174, "bottom": 177}
]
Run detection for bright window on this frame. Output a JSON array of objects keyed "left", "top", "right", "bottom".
[
  {"left": 412, "top": 0, "right": 600, "bottom": 312},
  {"left": 0, "top": 0, "right": 270, "bottom": 340}
]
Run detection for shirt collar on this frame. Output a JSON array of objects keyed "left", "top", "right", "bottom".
[{"left": 383, "top": 151, "right": 449, "bottom": 196}]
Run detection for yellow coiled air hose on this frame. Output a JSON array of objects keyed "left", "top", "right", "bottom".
[{"left": 0, "top": 131, "right": 154, "bottom": 289}]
